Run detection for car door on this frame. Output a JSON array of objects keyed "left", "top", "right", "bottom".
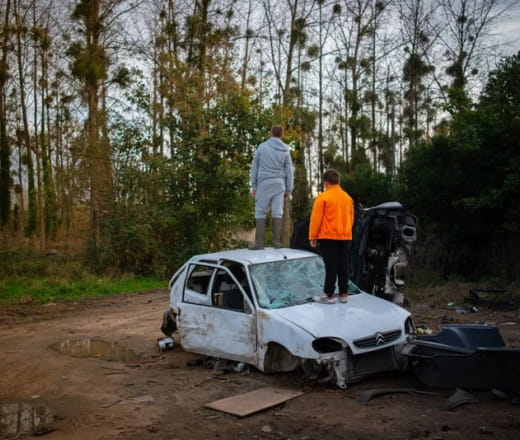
[{"left": 177, "top": 262, "right": 257, "bottom": 364}]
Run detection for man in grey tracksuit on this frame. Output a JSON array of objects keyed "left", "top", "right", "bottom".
[{"left": 250, "top": 125, "right": 294, "bottom": 249}]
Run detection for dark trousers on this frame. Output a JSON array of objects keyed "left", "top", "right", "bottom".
[{"left": 319, "top": 239, "right": 351, "bottom": 296}]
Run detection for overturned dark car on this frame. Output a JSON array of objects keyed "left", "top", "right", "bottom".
[{"left": 291, "top": 201, "right": 418, "bottom": 305}]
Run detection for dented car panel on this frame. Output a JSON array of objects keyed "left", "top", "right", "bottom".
[
  {"left": 265, "top": 296, "right": 409, "bottom": 355},
  {"left": 256, "top": 309, "right": 318, "bottom": 361},
  {"left": 177, "top": 302, "right": 257, "bottom": 363},
  {"left": 164, "top": 248, "right": 414, "bottom": 388}
]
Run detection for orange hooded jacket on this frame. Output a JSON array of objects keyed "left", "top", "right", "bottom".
[{"left": 309, "top": 184, "right": 354, "bottom": 241}]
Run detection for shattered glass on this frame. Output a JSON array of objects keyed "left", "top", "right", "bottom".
[{"left": 249, "top": 256, "right": 324, "bottom": 308}]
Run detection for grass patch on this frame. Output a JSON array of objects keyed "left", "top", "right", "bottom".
[
  {"left": 0, "top": 249, "right": 167, "bottom": 305},
  {"left": 0, "top": 275, "right": 166, "bottom": 305}
]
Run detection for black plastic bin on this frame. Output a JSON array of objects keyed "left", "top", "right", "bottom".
[{"left": 406, "top": 325, "right": 520, "bottom": 392}]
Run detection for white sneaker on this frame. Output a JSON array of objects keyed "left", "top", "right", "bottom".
[{"left": 312, "top": 294, "right": 337, "bottom": 304}]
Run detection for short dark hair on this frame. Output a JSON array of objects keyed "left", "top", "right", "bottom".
[
  {"left": 323, "top": 169, "right": 340, "bottom": 185},
  {"left": 270, "top": 125, "right": 283, "bottom": 138}
]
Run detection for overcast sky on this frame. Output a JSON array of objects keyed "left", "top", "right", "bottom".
[{"left": 496, "top": 4, "right": 520, "bottom": 54}]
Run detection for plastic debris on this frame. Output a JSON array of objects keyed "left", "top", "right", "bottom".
[
  {"left": 157, "top": 337, "right": 174, "bottom": 351},
  {"left": 443, "top": 388, "right": 478, "bottom": 411},
  {"left": 417, "top": 325, "right": 433, "bottom": 335}
]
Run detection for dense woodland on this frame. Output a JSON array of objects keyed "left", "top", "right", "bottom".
[{"left": 0, "top": 0, "right": 519, "bottom": 281}]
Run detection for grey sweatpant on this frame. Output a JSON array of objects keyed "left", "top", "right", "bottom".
[{"left": 255, "top": 178, "right": 285, "bottom": 219}]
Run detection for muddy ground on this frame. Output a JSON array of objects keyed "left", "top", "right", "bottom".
[{"left": 1, "top": 286, "right": 519, "bottom": 440}]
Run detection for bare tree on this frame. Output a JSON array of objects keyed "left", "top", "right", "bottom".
[
  {"left": 437, "top": 0, "right": 519, "bottom": 111},
  {"left": 399, "top": 0, "right": 439, "bottom": 146},
  {"left": 333, "top": 0, "right": 387, "bottom": 167}
]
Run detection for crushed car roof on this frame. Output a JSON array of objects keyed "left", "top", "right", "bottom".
[{"left": 190, "top": 248, "right": 316, "bottom": 265}]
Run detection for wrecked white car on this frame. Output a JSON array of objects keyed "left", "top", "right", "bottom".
[{"left": 161, "top": 248, "right": 415, "bottom": 389}]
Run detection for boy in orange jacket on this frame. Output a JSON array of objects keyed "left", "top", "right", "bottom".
[{"left": 309, "top": 169, "right": 354, "bottom": 304}]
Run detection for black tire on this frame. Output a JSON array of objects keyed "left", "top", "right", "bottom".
[{"left": 160, "top": 310, "right": 177, "bottom": 337}]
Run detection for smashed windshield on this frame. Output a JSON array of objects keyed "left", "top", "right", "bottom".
[
  {"left": 249, "top": 256, "right": 361, "bottom": 309},
  {"left": 249, "top": 257, "right": 323, "bottom": 308}
]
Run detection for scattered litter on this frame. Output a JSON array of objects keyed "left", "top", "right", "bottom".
[
  {"left": 441, "top": 315, "right": 455, "bottom": 324},
  {"left": 100, "top": 399, "right": 122, "bottom": 408},
  {"left": 212, "top": 358, "right": 236, "bottom": 373},
  {"left": 359, "top": 388, "right": 439, "bottom": 403},
  {"left": 359, "top": 388, "right": 414, "bottom": 402},
  {"left": 417, "top": 325, "right": 432, "bottom": 335},
  {"left": 204, "top": 386, "right": 303, "bottom": 417},
  {"left": 443, "top": 388, "right": 478, "bottom": 411},
  {"left": 261, "top": 425, "right": 273, "bottom": 433},
  {"left": 131, "top": 395, "right": 155, "bottom": 404},
  {"left": 187, "top": 355, "right": 215, "bottom": 368},
  {"left": 491, "top": 389, "right": 520, "bottom": 405},
  {"left": 232, "top": 362, "right": 247, "bottom": 373},
  {"left": 186, "top": 356, "right": 250, "bottom": 374},
  {"left": 157, "top": 337, "right": 174, "bottom": 351}
]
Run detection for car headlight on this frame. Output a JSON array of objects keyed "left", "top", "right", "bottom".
[
  {"left": 312, "top": 338, "right": 344, "bottom": 353},
  {"left": 404, "top": 316, "right": 416, "bottom": 335}
]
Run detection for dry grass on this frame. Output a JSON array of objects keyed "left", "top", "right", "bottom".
[
  {"left": 406, "top": 281, "right": 519, "bottom": 308},
  {"left": 406, "top": 282, "right": 474, "bottom": 307}
]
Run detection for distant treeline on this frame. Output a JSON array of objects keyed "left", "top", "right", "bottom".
[{"left": 0, "top": 1, "right": 518, "bottom": 281}]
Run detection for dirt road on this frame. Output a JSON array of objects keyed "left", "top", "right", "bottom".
[{"left": 1, "top": 288, "right": 519, "bottom": 440}]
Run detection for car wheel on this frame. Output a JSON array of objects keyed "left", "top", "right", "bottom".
[{"left": 160, "top": 309, "right": 177, "bottom": 337}]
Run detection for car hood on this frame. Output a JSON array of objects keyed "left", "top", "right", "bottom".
[{"left": 267, "top": 293, "right": 410, "bottom": 343}]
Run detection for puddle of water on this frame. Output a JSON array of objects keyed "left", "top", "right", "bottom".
[
  {"left": 0, "top": 401, "right": 53, "bottom": 437},
  {"left": 50, "top": 338, "right": 138, "bottom": 362}
]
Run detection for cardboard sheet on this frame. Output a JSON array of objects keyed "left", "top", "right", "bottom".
[{"left": 204, "top": 386, "right": 303, "bottom": 417}]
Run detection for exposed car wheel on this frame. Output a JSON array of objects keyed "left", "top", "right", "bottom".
[
  {"left": 263, "top": 342, "right": 299, "bottom": 372},
  {"left": 160, "top": 309, "right": 177, "bottom": 337}
]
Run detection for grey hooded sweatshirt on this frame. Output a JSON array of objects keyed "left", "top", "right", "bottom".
[{"left": 250, "top": 137, "right": 294, "bottom": 194}]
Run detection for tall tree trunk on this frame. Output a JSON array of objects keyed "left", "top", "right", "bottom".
[
  {"left": 16, "top": 131, "right": 24, "bottom": 242},
  {"left": 14, "top": 0, "right": 33, "bottom": 241},
  {"left": 73, "top": 0, "right": 114, "bottom": 246},
  {"left": 317, "top": 0, "right": 324, "bottom": 187},
  {"left": 0, "top": 0, "right": 11, "bottom": 229},
  {"left": 41, "top": 42, "right": 57, "bottom": 241},
  {"left": 240, "top": 0, "right": 253, "bottom": 91}
]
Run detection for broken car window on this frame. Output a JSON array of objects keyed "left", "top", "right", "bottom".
[
  {"left": 249, "top": 256, "right": 325, "bottom": 309},
  {"left": 184, "top": 265, "right": 215, "bottom": 305}
]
